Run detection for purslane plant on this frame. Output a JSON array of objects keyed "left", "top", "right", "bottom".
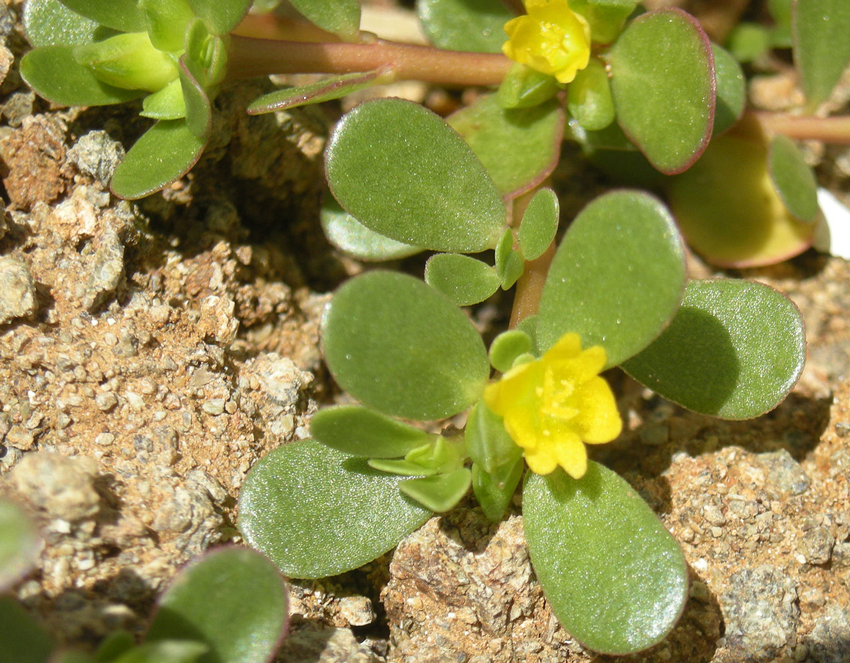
[{"left": 0, "top": 497, "right": 290, "bottom": 663}]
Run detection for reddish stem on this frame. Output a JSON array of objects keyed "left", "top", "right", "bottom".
[{"left": 752, "top": 111, "right": 850, "bottom": 145}]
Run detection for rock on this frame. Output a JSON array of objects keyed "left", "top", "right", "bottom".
[
  {"left": 719, "top": 564, "right": 799, "bottom": 662},
  {"left": 278, "top": 623, "right": 380, "bottom": 663},
  {"left": 12, "top": 452, "right": 100, "bottom": 522},
  {"left": 66, "top": 131, "right": 125, "bottom": 186},
  {"left": 83, "top": 229, "right": 125, "bottom": 312},
  {"left": 0, "top": 114, "right": 66, "bottom": 208},
  {"left": 338, "top": 596, "right": 375, "bottom": 627},
  {"left": 0, "top": 256, "right": 37, "bottom": 324},
  {"left": 805, "top": 605, "right": 850, "bottom": 663},
  {"left": 756, "top": 449, "right": 811, "bottom": 497},
  {"left": 150, "top": 485, "right": 221, "bottom": 556},
  {"left": 798, "top": 526, "right": 835, "bottom": 565},
  {"left": 197, "top": 295, "right": 239, "bottom": 345},
  {"left": 246, "top": 353, "right": 313, "bottom": 439}
]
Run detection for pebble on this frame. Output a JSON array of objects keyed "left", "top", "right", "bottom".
[
  {"left": 12, "top": 452, "right": 100, "bottom": 521},
  {"left": 95, "top": 392, "right": 118, "bottom": 412},
  {"left": 278, "top": 624, "right": 379, "bottom": 663},
  {"left": 83, "top": 229, "right": 125, "bottom": 312},
  {"left": 339, "top": 596, "right": 375, "bottom": 627},
  {"left": 798, "top": 526, "right": 835, "bottom": 565},
  {"left": 66, "top": 130, "right": 125, "bottom": 186},
  {"left": 805, "top": 605, "right": 850, "bottom": 663},
  {"left": 757, "top": 449, "right": 811, "bottom": 497},
  {"left": 0, "top": 256, "right": 38, "bottom": 325}
]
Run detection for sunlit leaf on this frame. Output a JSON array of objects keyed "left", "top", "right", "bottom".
[
  {"left": 711, "top": 43, "right": 745, "bottom": 135},
  {"left": 471, "top": 458, "right": 523, "bottom": 522},
  {"left": 424, "top": 253, "right": 500, "bottom": 306},
  {"left": 187, "top": 0, "right": 253, "bottom": 35},
  {"left": 322, "top": 271, "right": 490, "bottom": 421},
  {"left": 567, "top": 57, "right": 615, "bottom": 131},
  {"left": 488, "top": 329, "right": 533, "bottom": 372},
  {"left": 524, "top": 463, "right": 688, "bottom": 654},
  {"left": 768, "top": 135, "right": 819, "bottom": 223},
  {"left": 537, "top": 191, "right": 686, "bottom": 367},
  {"left": 326, "top": 99, "right": 506, "bottom": 252},
  {"left": 311, "top": 405, "right": 432, "bottom": 458},
  {"left": 608, "top": 8, "right": 715, "bottom": 174},
  {"left": 622, "top": 279, "right": 806, "bottom": 419},
  {"left": 238, "top": 440, "right": 431, "bottom": 578},
  {"left": 400, "top": 469, "right": 472, "bottom": 512},
  {"left": 58, "top": 0, "right": 147, "bottom": 32},
  {"left": 24, "top": 0, "right": 99, "bottom": 47},
  {"left": 518, "top": 187, "right": 559, "bottom": 261},
  {"left": 417, "top": 0, "right": 513, "bottom": 53},
  {"left": 793, "top": 0, "right": 850, "bottom": 110},
  {"left": 288, "top": 0, "right": 361, "bottom": 40},
  {"left": 112, "top": 641, "right": 207, "bottom": 663},
  {"left": 465, "top": 401, "right": 522, "bottom": 476},
  {"left": 495, "top": 229, "right": 524, "bottom": 289},
  {"left": 140, "top": 0, "right": 194, "bottom": 51},
  {"left": 248, "top": 71, "right": 383, "bottom": 115}
]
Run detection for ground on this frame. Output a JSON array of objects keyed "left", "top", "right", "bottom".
[{"left": 2, "top": 1, "right": 850, "bottom": 662}]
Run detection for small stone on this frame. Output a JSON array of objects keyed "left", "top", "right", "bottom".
[
  {"left": 12, "top": 452, "right": 100, "bottom": 521},
  {"left": 202, "top": 398, "right": 226, "bottom": 416},
  {"left": 278, "top": 624, "right": 379, "bottom": 663},
  {"left": 124, "top": 392, "right": 145, "bottom": 411},
  {"left": 95, "top": 392, "right": 118, "bottom": 412},
  {"left": 798, "top": 526, "right": 835, "bottom": 565},
  {"left": 703, "top": 504, "right": 727, "bottom": 527},
  {"left": 6, "top": 424, "right": 35, "bottom": 450},
  {"left": 66, "top": 130, "right": 125, "bottom": 186},
  {"left": 835, "top": 421, "right": 850, "bottom": 438},
  {"left": 0, "top": 257, "right": 38, "bottom": 325},
  {"left": 757, "top": 449, "right": 811, "bottom": 497},
  {"left": 339, "top": 596, "right": 375, "bottom": 627},
  {"left": 94, "top": 433, "right": 114, "bottom": 446},
  {"left": 198, "top": 295, "right": 239, "bottom": 345},
  {"left": 805, "top": 605, "right": 850, "bottom": 663},
  {"left": 83, "top": 229, "right": 125, "bottom": 312}
]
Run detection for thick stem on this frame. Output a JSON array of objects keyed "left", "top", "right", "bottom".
[
  {"left": 227, "top": 34, "right": 513, "bottom": 86},
  {"left": 510, "top": 242, "right": 555, "bottom": 329},
  {"left": 752, "top": 111, "right": 850, "bottom": 144}
]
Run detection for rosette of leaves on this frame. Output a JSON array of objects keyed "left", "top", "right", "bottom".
[
  {"left": 238, "top": 190, "right": 806, "bottom": 655},
  {"left": 21, "top": 0, "right": 253, "bottom": 199}
]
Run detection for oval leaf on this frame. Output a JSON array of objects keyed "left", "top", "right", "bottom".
[
  {"left": 418, "top": 0, "right": 514, "bottom": 53},
  {"left": 447, "top": 94, "right": 564, "bottom": 200},
  {"left": 488, "top": 329, "right": 532, "bottom": 373},
  {"left": 0, "top": 499, "right": 41, "bottom": 592},
  {"left": 518, "top": 187, "right": 559, "bottom": 261},
  {"left": 147, "top": 547, "right": 288, "bottom": 663},
  {"left": 288, "top": 0, "right": 361, "bottom": 40},
  {"left": 399, "top": 468, "right": 472, "bottom": 513},
  {"left": 311, "top": 405, "right": 432, "bottom": 458},
  {"left": 471, "top": 459, "right": 523, "bottom": 522},
  {"left": 424, "top": 253, "right": 500, "bottom": 306},
  {"left": 792, "top": 0, "right": 850, "bottom": 110},
  {"left": 465, "top": 401, "right": 522, "bottom": 475},
  {"left": 524, "top": 463, "right": 688, "bottom": 655},
  {"left": 58, "top": 0, "right": 147, "bottom": 32},
  {"left": 24, "top": 0, "right": 99, "bottom": 47},
  {"left": 320, "top": 195, "right": 421, "bottom": 261},
  {"left": 326, "top": 99, "right": 506, "bottom": 253},
  {"left": 608, "top": 8, "right": 715, "bottom": 174},
  {"left": 621, "top": 278, "right": 806, "bottom": 419},
  {"left": 238, "top": 440, "right": 432, "bottom": 578},
  {"left": 187, "top": 0, "right": 252, "bottom": 35},
  {"left": 768, "top": 135, "right": 819, "bottom": 223},
  {"left": 248, "top": 71, "right": 382, "bottom": 115},
  {"left": 668, "top": 123, "right": 814, "bottom": 267},
  {"left": 711, "top": 43, "right": 745, "bottom": 136},
  {"left": 323, "top": 271, "right": 490, "bottom": 421},
  {"left": 537, "top": 190, "right": 686, "bottom": 366},
  {"left": 110, "top": 120, "right": 206, "bottom": 199},
  {"left": 21, "top": 46, "right": 145, "bottom": 107}
]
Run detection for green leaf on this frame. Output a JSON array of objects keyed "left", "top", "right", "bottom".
[
  {"left": 494, "top": 230, "right": 524, "bottom": 289},
  {"left": 288, "top": 0, "right": 360, "bottom": 40},
  {"left": 424, "top": 253, "right": 500, "bottom": 306},
  {"left": 515, "top": 315, "right": 540, "bottom": 356},
  {"left": 518, "top": 187, "right": 558, "bottom": 261},
  {"left": 311, "top": 405, "right": 432, "bottom": 458},
  {"left": 320, "top": 195, "right": 421, "bottom": 261},
  {"left": 711, "top": 43, "right": 745, "bottom": 135},
  {"left": 238, "top": 440, "right": 431, "bottom": 578},
  {"left": 537, "top": 191, "right": 686, "bottom": 366},
  {"left": 667, "top": 123, "right": 814, "bottom": 267},
  {"left": 0, "top": 499, "right": 41, "bottom": 592},
  {"left": 113, "top": 642, "right": 207, "bottom": 663},
  {"left": 471, "top": 458, "right": 523, "bottom": 522},
  {"left": 326, "top": 99, "right": 506, "bottom": 253},
  {"left": 488, "top": 329, "right": 532, "bottom": 372},
  {"left": 24, "top": 0, "right": 99, "bottom": 47},
  {"left": 322, "top": 271, "right": 490, "bottom": 421},
  {"left": 464, "top": 401, "right": 522, "bottom": 475},
  {"left": 400, "top": 468, "right": 472, "bottom": 513},
  {"left": 497, "top": 63, "right": 561, "bottom": 110},
  {"left": 140, "top": 78, "right": 186, "bottom": 120},
  {"left": 0, "top": 596, "right": 54, "bottom": 663},
  {"left": 448, "top": 94, "right": 564, "bottom": 200},
  {"left": 73, "top": 32, "right": 178, "bottom": 92},
  {"left": 178, "top": 56, "right": 211, "bottom": 140},
  {"left": 567, "top": 57, "right": 615, "bottom": 131},
  {"left": 110, "top": 120, "right": 206, "bottom": 199},
  {"left": 792, "top": 0, "right": 850, "bottom": 110},
  {"left": 417, "top": 0, "right": 513, "bottom": 53},
  {"left": 139, "top": 0, "right": 194, "bottom": 51},
  {"left": 146, "top": 548, "right": 287, "bottom": 663},
  {"left": 95, "top": 631, "right": 135, "bottom": 662},
  {"left": 768, "top": 135, "right": 820, "bottom": 223},
  {"left": 768, "top": 0, "right": 793, "bottom": 47},
  {"left": 186, "top": 0, "right": 252, "bottom": 35},
  {"left": 608, "top": 8, "right": 715, "bottom": 174},
  {"left": 524, "top": 463, "right": 688, "bottom": 654},
  {"left": 53, "top": 652, "right": 96, "bottom": 663},
  {"left": 572, "top": 0, "right": 638, "bottom": 44},
  {"left": 248, "top": 71, "right": 383, "bottom": 115},
  {"left": 21, "top": 46, "right": 145, "bottom": 107},
  {"left": 622, "top": 278, "right": 806, "bottom": 419},
  {"left": 368, "top": 457, "right": 437, "bottom": 477},
  {"left": 58, "top": 0, "right": 147, "bottom": 32},
  {"left": 726, "top": 22, "right": 772, "bottom": 63}
]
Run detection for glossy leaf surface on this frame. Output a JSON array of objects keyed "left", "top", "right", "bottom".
[
  {"left": 320, "top": 196, "right": 421, "bottom": 261},
  {"left": 518, "top": 187, "right": 559, "bottom": 261},
  {"left": 768, "top": 135, "right": 819, "bottom": 223},
  {"left": 322, "top": 271, "right": 490, "bottom": 421},
  {"left": 187, "top": 0, "right": 252, "bottom": 35},
  {"left": 711, "top": 43, "right": 745, "bottom": 135},
  {"left": 326, "top": 99, "right": 505, "bottom": 252},
  {"left": 238, "top": 440, "right": 431, "bottom": 578},
  {"left": 793, "top": 0, "right": 850, "bottom": 109},
  {"left": 608, "top": 9, "right": 715, "bottom": 174},
  {"left": 248, "top": 71, "right": 382, "bottom": 114},
  {"left": 537, "top": 191, "right": 686, "bottom": 367},
  {"left": 622, "top": 279, "right": 805, "bottom": 419},
  {"left": 488, "top": 329, "right": 532, "bottom": 372},
  {"left": 0, "top": 596, "right": 54, "bottom": 663},
  {"left": 24, "top": 0, "right": 99, "bottom": 47},
  {"left": 21, "top": 46, "right": 145, "bottom": 107},
  {"left": 58, "top": 0, "right": 146, "bottom": 32},
  {"left": 417, "top": 0, "right": 513, "bottom": 53},
  {"left": 524, "top": 463, "right": 688, "bottom": 654},
  {"left": 448, "top": 94, "right": 564, "bottom": 200},
  {"left": 668, "top": 123, "right": 814, "bottom": 267},
  {"left": 288, "top": 0, "right": 361, "bottom": 40},
  {"left": 147, "top": 548, "right": 288, "bottom": 663},
  {"left": 110, "top": 120, "right": 206, "bottom": 199},
  {"left": 424, "top": 253, "right": 500, "bottom": 306},
  {"left": 400, "top": 468, "right": 472, "bottom": 512},
  {"left": 0, "top": 499, "right": 41, "bottom": 592},
  {"left": 311, "top": 405, "right": 432, "bottom": 458}
]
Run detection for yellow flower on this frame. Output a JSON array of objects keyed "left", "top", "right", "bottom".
[
  {"left": 483, "top": 332, "right": 621, "bottom": 479},
  {"left": 502, "top": 0, "right": 591, "bottom": 84}
]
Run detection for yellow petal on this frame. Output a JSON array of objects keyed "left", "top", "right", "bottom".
[
  {"left": 572, "top": 376, "right": 622, "bottom": 443},
  {"left": 524, "top": 441, "right": 559, "bottom": 475},
  {"left": 553, "top": 432, "right": 588, "bottom": 478}
]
